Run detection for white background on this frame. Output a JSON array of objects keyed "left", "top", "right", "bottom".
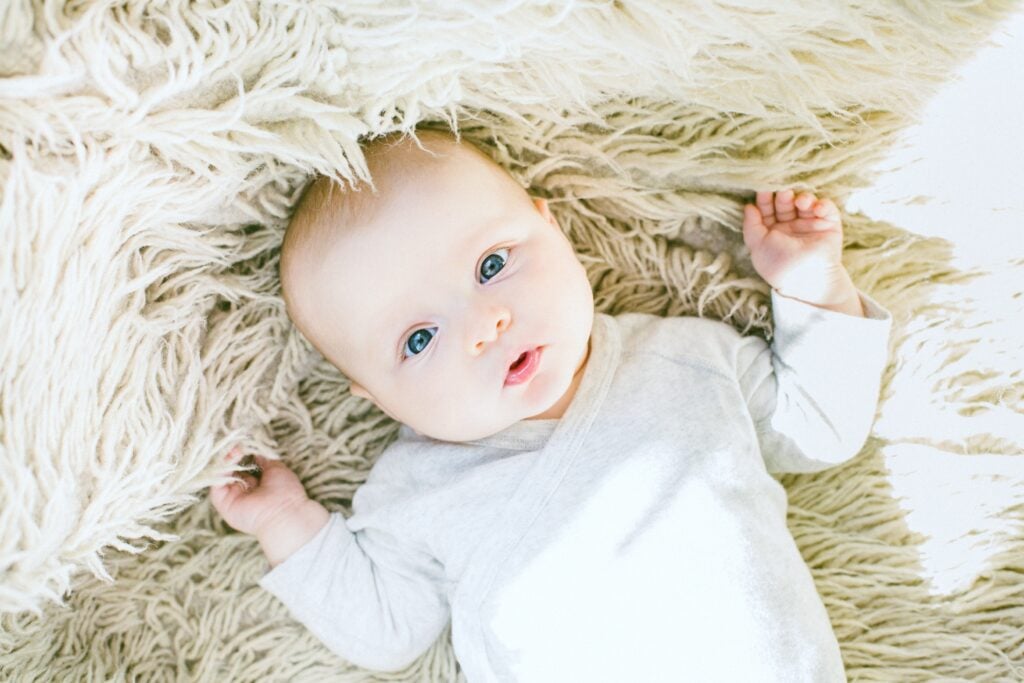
[{"left": 847, "top": 9, "right": 1024, "bottom": 267}]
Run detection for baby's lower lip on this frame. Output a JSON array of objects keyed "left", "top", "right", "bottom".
[{"left": 505, "top": 347, "right": 542, "bottom": 386}]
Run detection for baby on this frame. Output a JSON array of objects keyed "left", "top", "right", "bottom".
[{"left": 209, "top": 129, "right": 892, "bottom": 681}]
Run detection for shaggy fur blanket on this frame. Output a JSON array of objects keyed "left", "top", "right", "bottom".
[{"left": 1, "top": 0, "right": 1021, "bottom": 680}]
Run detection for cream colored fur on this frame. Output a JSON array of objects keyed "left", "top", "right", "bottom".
[{"left": 1, "top": 0, "right": 1021, "bottom": 680}]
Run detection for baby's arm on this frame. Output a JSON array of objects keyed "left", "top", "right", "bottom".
[
  {"left": 736, "top": 189, "right": 892, "bottom": 472},
  {"left": 735, "top": 287, "right": 891, "bottom": 472},
  {"left": 208, "top": 447, "right": 450, "bottom": 672}
]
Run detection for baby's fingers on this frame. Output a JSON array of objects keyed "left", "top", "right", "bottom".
[
  {"left": 742, "top": 204, "right": 768, "bottom": 248},
  {"left": 211, "top": 448, "right": 255, "bottom": 498},
  {"left": 209, "top": 477, "right": 237, "bottom": 508},
  {"left": 795, "top": 192, "right": 817, "bottom": 218},
  {"left": 209, "top": 473, "right": 245, "bottom": 513},
  {"left": 813, "top": 198, "right": 841, "bottom": 222},
  {"left": 755, "top": 191, "right": 776, "bottom": 227}
]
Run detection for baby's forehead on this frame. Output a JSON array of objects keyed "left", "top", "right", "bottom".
[
  {"left": 303, "top": 131, "right": 530, "bottom": 330},
  {"left": 331, "top": 147, "right": 521, "bottom": 246},
  {"left": 320, "top": 185, "right": 521, "bottom": 341},
  {"left": 326, "top": 143, "right": 479, "bottom": 230},
  {"left": 327, "top": 187, "right": 500, "bottom": 271}
]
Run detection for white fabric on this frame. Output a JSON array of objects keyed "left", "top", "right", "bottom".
[{"left": 260, "top": 289, "right": 892, "bottom": 680}]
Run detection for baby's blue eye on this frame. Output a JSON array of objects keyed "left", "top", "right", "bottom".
[
  {"left": 403, "top": 326, "right": 437, "bottom": 359},
  {"left": 479, "top": 247, "right": 510, "bottom": 283}
]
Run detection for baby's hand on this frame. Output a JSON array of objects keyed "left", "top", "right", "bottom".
[
  {"left": 209, "top": 446, "right": 313, "bottom": 537},
  {"left": 742, "top": 190, "right": 853, "bottom": 307}
]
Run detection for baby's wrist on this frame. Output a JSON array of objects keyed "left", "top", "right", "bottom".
[
  {"left": 775, "top": 270, "right": 864, "bottom": 317},
  {"left": 257, "top": 498, "right": 330, "bottom": 569}
]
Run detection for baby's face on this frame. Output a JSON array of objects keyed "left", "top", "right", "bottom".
[{"left": 317, "top": 144, "right": 594, "bottom": 442}]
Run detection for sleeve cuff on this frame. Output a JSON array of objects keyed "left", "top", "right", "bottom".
[
  {"left": 770, "top": 287, "right": 892, "bottom": 328},
  {"left": 258, "top": 511, "right": 352, "bottom": 597}
]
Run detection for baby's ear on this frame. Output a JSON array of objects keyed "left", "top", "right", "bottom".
[
  {"left": 532, "top": 197, "right": 556, "bottom": 225},
  {"left": 349, "top": 382, "right": 372, "bottom": 400},
  {"left": 349, "top": 382, "right": 401, "bottom": 422}
]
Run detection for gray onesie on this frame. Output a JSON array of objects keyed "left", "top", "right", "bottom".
[{"left": 260, "top": 289, "right": 893, "bottom": 682}]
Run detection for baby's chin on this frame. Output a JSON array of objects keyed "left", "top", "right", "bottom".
[
  {"left": 407, "top": 425, "right": 490, "bottom": 444},
  {"left": 407, "top": 363, "right": 575, "bottom": 442},
  {"left": 412, "top": 414, "right": 524, "bottom": 443},
  {"left": 410, "top": 405, "right": 548, "bottom": 443}
]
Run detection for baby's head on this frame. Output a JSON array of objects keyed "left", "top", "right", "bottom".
[{"left": 280, "top": 129, "right": 594, "bottom": 442}]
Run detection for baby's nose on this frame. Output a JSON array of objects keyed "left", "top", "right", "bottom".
[{"left": 470, "top": 308, "right": 511, "bottom": 354}]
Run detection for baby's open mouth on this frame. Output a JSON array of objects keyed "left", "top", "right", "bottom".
[{"left": 505, "top": 347, "right": 542, "bottom": 386}]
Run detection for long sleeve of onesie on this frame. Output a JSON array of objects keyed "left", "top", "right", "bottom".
[
  {"left": 258, "top": 463, "right": 451, "bottom": 672},
  {"left": 736, "top": 288, "right": 892, "bottom": 473}
]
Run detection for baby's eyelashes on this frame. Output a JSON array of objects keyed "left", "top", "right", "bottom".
[
  {"left": 403, "top": 326, "right": 437, "bottom": 359},
  {"left": 478, "top": 247, "right": 510, "bottom": 283}
]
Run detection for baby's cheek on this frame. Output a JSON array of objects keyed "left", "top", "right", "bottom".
[{"left": 408, "top": 372, "right": 471, "bottom": 434}]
